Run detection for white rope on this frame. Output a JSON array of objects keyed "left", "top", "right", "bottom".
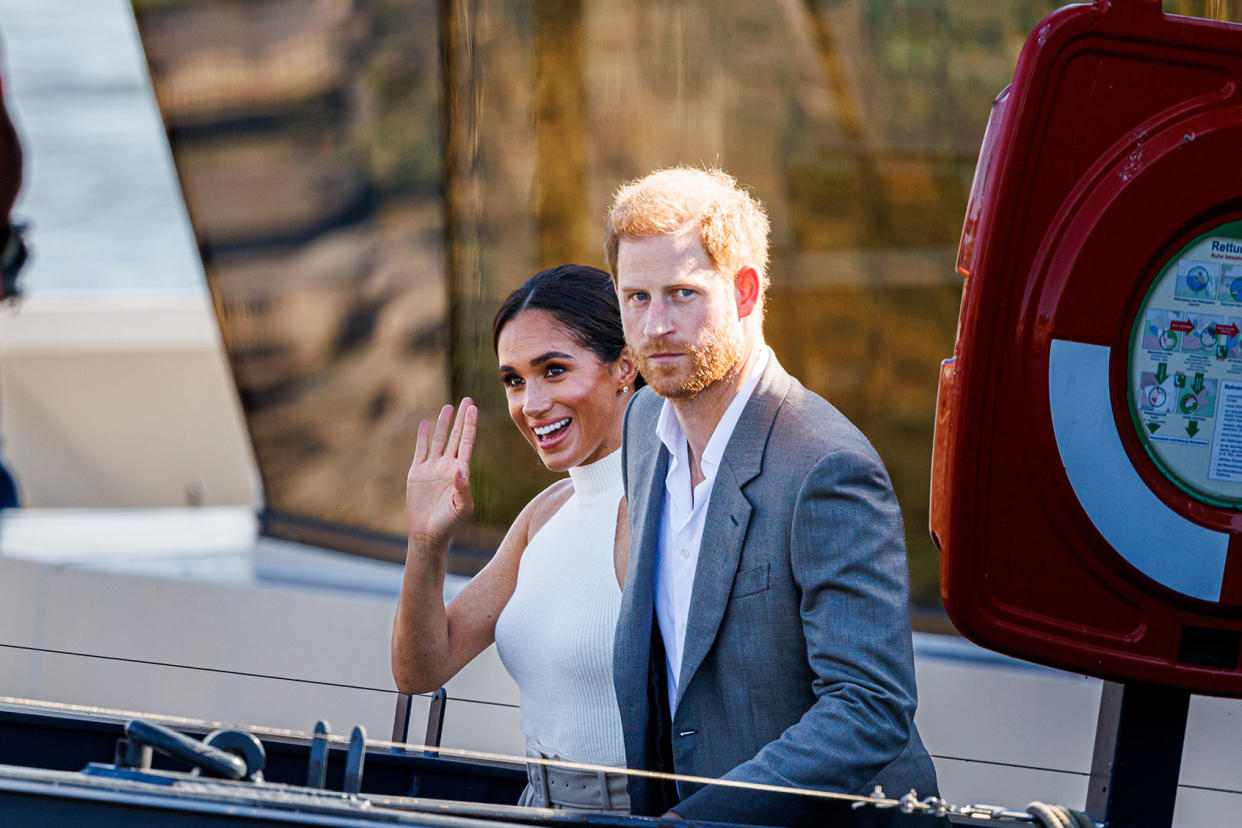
[{"left": 1025, "top": 801, "right": 1096, "bottom": 828}]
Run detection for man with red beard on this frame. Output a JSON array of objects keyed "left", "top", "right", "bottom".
[{"left": 606, "top": 167, "right": 941, "bottom": 827}]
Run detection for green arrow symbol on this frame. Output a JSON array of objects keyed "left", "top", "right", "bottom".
[
  {"left": 1193, "top": 373, "right": 1205, "bottom": 394},
  {"left": 1147, "top": 422, "right": 1161, "bottom": 434},
  {"left": 1175, "top": 372, "right": 1187, "bottom": 388},
  {"left": 1156, "top": 363, "right": 1168, "bottom": 384},
  {"left": 1187, "top": 420, "right": 1200, "bottom": 437}
]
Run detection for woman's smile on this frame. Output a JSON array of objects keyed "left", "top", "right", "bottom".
[{"left": 533, "top": 417, "right": 572, "bottom": 442}]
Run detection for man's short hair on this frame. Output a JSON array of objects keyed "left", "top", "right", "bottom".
[{"left": 604, "top": 166, "right": 770, "bottom": 294}]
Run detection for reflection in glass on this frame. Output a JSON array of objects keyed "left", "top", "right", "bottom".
[
  {"left": 133, "top": 0, "right": 454, "bottom": 560},
  {"left": 133, "top": 0, "right": 1080, "bottom": 609}
]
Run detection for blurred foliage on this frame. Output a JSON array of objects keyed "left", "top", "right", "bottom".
[
  {"left": 444, "top": 0, "right": 1061, "bottom": 609},
  {"left": 1166, "top": 0, "right": 1241, "bottom": 20}
]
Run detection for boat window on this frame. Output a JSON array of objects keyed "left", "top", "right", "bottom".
[{"left": 120, "top": 0, "right": 1242, "bottom": 607}]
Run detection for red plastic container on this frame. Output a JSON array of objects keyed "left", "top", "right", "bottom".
[{"left": 933, "top": 0, "right": 1242, "bottom": 696}]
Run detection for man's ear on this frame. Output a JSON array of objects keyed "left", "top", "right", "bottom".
[
  {"left": 734, "top": 266, "right": 760, "bottom": 319},
  {"left": 615, "top": 346, "right": 639, "bottom": 388}
]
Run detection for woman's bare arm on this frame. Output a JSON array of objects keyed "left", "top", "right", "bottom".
[
  {"left": 391, "top": 501, "right": 541, "bottom": 694},
  {"left": 391, "top": 399, "right": 568, "bottom": 693},
  {"left": 391, "top": 399, "right": 479, "bottom": 694}
]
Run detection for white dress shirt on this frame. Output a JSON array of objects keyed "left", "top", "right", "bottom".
[{"left": 654, "top": 346, "right": 769, "bottom": 713}]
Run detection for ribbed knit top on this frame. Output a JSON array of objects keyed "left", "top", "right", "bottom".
[{"left": 494, "top": 449, "right": 626, "bottom": 765}]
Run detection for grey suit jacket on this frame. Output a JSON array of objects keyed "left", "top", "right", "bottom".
[{"left": 614, "top": 356, "right": 939, "bottom": 826}]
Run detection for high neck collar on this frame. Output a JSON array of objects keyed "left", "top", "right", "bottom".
[{"left": 567, "top": 448, "right": 623, "bottom": 505}]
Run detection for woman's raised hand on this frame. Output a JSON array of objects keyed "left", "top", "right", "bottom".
[{"left": 407, "top": 398, "right": 478, "bottom": 548}]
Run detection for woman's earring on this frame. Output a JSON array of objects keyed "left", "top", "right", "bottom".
[{"left": 620, "top": 386, "right": 630, "bottom": 394}]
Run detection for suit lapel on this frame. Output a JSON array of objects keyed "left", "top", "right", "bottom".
[
  {"left": 676, "top": 359, "right": 792, "bottom": 707},
  {"left": 615, "top": 399, "right": 668, "bottom": 718}
]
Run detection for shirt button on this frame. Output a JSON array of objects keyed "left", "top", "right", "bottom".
[{"left": 679, "top": 548, "right": 690, "bottom": 559}]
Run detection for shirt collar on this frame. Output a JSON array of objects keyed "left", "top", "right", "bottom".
[{"left": 656, "top": 346, "right": 770, "bottom": 481}]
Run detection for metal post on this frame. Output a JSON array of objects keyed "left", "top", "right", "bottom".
[
  {"left": 391, "top": 694, "right": 413, "bottom": 744},
  {"left": 424, "top": 687, "right": 447, "bottom": 756},
  {"left": 1086, "top": 681, "right": 1190, "bottom": 828},
  {"left": 343, "top": 725, "right": 367, "bottom": 795},
  {"left": 307, "top": 720, "right": 330, "bottom": 789}
]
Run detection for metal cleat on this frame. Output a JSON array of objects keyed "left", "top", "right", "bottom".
[
  {"left": 306, "top": 720, "right": 330, "bottom": 789},
  {"left": 343, "top": 724, "right": 367, "bottom": 795}
]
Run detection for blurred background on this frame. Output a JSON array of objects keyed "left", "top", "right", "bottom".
[
  {"left": 2, "top": 0, "right": 1240, "bottom": 617},
  {"left": 5, "top": 5, "right": 1242, "bottom": 818}
]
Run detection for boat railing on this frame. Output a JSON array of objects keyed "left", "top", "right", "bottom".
[{"left": 392, "top": 687, "right": 446, "bottom": 753}]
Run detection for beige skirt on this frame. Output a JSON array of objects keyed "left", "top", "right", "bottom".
[{"left": 517, "top": 741, "right": 631, "bottom": 814}]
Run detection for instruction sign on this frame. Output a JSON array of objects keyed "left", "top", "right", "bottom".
[{"left": 1129, "top": 221, "right": 1242, "bottom": 507}]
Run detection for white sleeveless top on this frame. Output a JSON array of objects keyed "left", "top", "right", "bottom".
[{"left": 494, "top": 449, "right": 626, "bottom": 766}]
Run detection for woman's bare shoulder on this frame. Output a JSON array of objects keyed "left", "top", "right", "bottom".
[{"left": 519, "top": 477, "right": 574, "bottom": 542}]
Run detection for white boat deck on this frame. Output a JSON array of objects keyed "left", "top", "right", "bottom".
[
  {"left": 0, "top": 507, "right": 510, "bottom": 762},
  {"left": 0, "top": 507, "right": 1239, "bottom": 825}
]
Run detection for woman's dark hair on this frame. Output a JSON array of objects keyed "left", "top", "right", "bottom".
[{"left": 492, "top": 264, "right": 645, "bottom": 388}]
